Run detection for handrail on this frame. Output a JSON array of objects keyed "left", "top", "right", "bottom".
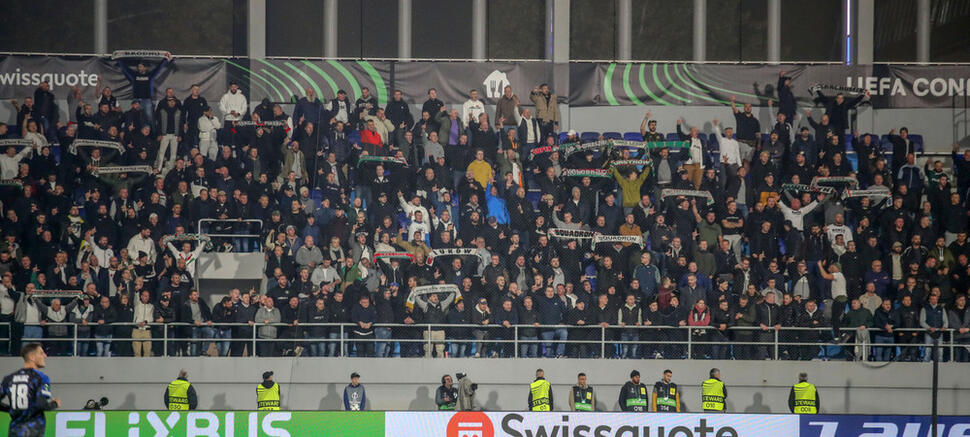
[
  {"left": 2, "top": 52, "right": 969, "bottom": 65},
  {"left": 13, "top": 321, "right": 955, "bottom": 332},
  {"left": 10, "top": 320, "right": 963, "bottom": 361}
]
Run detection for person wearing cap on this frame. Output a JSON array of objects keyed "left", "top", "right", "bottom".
[
  {"left": 435, "top": 374, "right": 458, "bottom": 410},
  {"left": 164, "top": 369, "right": 198, "bottom": 410},
  {"left": 257, "top": 371, "right": 281, "bottom": 411},
  {"left": 789, "top": 372, "right": 819, "bottom": 414},
  {"left": 619, "top": 370, "right": 648, "bottom": 412},
  {"left": 701, "top": 368, "right": 727, "bottom": 412},
  {"left": 343, "top": 372, "right": 366, "bottom": 411},
  {"left": 652, "top": 369, "right": 681, "bottom": 412},
  {"left": 528, "top": 368, "right": 553, "bottom": 411},
  {"left": 570, "top": 372, "right": 595, "bottom": 411}
]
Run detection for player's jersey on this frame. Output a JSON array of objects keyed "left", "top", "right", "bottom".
[{"left": 1, "top": 368, "right": 53, "bottom": 433}]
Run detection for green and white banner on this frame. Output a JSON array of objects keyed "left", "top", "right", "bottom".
[{"left": 3, "top": 411, "right": 385, "bottom": 437}]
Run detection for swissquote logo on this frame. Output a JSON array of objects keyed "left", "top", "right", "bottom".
[
  {"left": 482, "top": 70, "right": 510, "bottom": 100},
  {"left": 447, "top": 411, "right": 494, "bottom": 437}
]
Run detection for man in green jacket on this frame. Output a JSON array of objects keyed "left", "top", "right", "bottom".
[
  {"left": 841, "top": 299, "right": 873, "bottom": 360},
  {"left": 610, "top": 166, "right": 650, "bottom": 208}
]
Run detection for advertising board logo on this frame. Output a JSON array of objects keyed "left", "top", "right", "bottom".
[
  {"left": 447, "top": 411, "right": 494, "bottom": 437},
  {"left": 482, "top": 70, "right": 510, "bottom": 100}
]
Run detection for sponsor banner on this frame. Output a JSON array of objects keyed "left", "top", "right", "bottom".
[
  {"left": 386, "top": 411, "right": 799, "bottom": 437},
  {"left": 393, "top": 62, "right": 556, "bottom": 108},
  {"left": 0, "top": 411, "right": 385, "bottom": 436},
  {"left": 570, "top": 63, "right": 970, "bottom": 108},
  {"left": 800, "top": 415, "right": 970, "bottom": 437},
  {"left": 0, "top": 55, "right": 226, "bottom": 104}
]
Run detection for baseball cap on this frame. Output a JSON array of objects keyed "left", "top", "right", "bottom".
[
  {"left": 263, "top": 371, "right": 273, "bottom": 380},
  {"left": 351, "top": 372, "right": 360, "bottom": 379}
]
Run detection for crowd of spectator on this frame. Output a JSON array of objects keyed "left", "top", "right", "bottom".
[{"left": 0, "top": 63, "right": 968, "bottom": 362}]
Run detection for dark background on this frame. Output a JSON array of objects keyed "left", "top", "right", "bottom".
[{"left": 0, "top": 0, "right": 967, "bottom": 62}]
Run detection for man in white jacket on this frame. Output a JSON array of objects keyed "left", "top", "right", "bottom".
[
  {"left": 219, "top": 82, "right": 247, "bottom": 146},
  {"left": 126, "top": 227, "right": 157, "bottom": 265},
  {"left": 0, "top": 143, "right": 36, "bottom": 179},
  {"left": 197, "top": 106, "right": 220, "bottom": 160},
  {"left": 712, "top": 118, "right": 741, "bottom": 184},
  {"left": 462, "top": 89, "right": 485, "bottom": 127}
]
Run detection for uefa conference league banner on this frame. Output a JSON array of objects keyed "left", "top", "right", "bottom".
[
  {"left": 569, "top": 63, "right": 970, "bottom": 109},
  {"left": 1, "top": 55, "right": 967, "bottom": 109},
  {"left": 9, "top": 411, "right": 969, "bottom": 437}
]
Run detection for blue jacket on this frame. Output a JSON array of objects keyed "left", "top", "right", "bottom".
[
  {"left": 484, "top": 184, "right": 510, "bottom": 225},
  {"left": 535, "top": 294, "right": 566, "bottom": 325},
  {"left": 293, "top": 97, "right": 325, "bottom": 127},
  {"left": 634, "top": 263, "right": 660, "bottom": 299}
]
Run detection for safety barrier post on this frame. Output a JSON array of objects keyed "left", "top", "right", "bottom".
[
  {"left": 600, "top": 326, "right": 605, "bottom": 358},
  {"left": 773, "top": 329, "right": 779, "bottom": 360},
  {"left": 687, "top": 328, "right": 692, "bottom": 358},
  {"left": 514, "top": 326, "right": 519, "bottom": 358}
]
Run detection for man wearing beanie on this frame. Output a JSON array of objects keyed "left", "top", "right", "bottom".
[{"left": 619, "top": 370, "right": 648, "bottom": 412}]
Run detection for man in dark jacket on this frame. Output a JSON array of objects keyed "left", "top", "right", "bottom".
[
  {"left": 350, "top": 294, "right": 376, "bottom": 357},
  {"left": 178, "top": 289, "right": 213, "bottom": 357},
  {"left": 231, "top": 292, "right": 258, "bottom": 357},
  {"left": 813, "top": 88, "right": 869, "bottom": 134},
  {"left": 756, "top": 292, "right": 782, "bottom": 359},
  {"left": 384, "top": 90, "right": 413, "bottom": 132},
  {"left": 535, "top": 287, "right": 567, "bottom": 358},
  {"left": 777, "top": 71, "right": 796, "bottom": 122},
  {"left": 293, "top": 89, "right": 326, "bottom": 129}
]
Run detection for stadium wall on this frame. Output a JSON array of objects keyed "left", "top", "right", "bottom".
[{"left": 1, "top": 357, "right": 966, "bottom": 414}]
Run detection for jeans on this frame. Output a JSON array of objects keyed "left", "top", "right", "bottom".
[
  {"left": 449, "top": 341, "right": 468, "bottom": 358},
  {"left": 519, "top": 336, "right": 538, "bottom": 358},
  {"left": 307, "top": 336, "right": 328, "bottom": 357},
  {"left": 873, "top": 335, "right": 895, "bottom": 361},
  {"left": 954, "top": 339, "right": 970, "bottom": 362},
  {"left": 95, "top": 334, "right": 112, "bottom": 356},
  {"left": 328, "top": 332, "right": 347, "bottom": 357},
  {"left": 22, "top": 325, "right": 43, "bottom": 342},
  {"left": 540, "top": 328, "right": 567, "bottom": 357},
  {"left": 375, "top": 327, "right": 392, "bottom": 357},
  {"left": 214, "top": 328, "right": 232, "bottom": 356},
  {"left": 190, "top": 326, "right": 216, "bottom": 356},
  {"left": 138, "top": 98, "right": 154, "bottom": 126},
  {"left": 620, "top": 331, "right": 639, "bottom": 358}
]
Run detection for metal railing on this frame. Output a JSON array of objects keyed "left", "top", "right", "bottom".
[
  {"left": 197, "top": 218, "right": 264, "bottom": 239},
  {"left": 195, "top": 219, "right": 264, "bottom": 253},
  {"left": 3, "top": 322, "right": 966, "bottom": 362}
]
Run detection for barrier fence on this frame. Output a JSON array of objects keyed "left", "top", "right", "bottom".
[
  {"left": 3, "top": 411, "right": 969, "bottom": 437},
  {"left": 5, "top": 322, "right": 967, "bottom": 362}
]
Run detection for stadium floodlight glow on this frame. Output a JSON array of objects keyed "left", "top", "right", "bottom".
[{"left": 845, "top": 0, "right": 852, "bottom": 65}]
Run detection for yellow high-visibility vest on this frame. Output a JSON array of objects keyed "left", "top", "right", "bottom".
[
  {"left": 530, "top": 379, "right": 551, "bottom": 411},
  {"left": 792, "top": 382, "right": 818, "bottom": 414},
  {"left": 701, "top": 378, "right": 725, "bottom": 411},
  {"left": 257, "top": 382, "right": 281, "bottom": 411},
  {"left": 167, "top": 379, "right": 191, "bottom": 410}
]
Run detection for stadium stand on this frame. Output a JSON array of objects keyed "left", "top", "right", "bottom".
[{"left": 0, "top": 66, "right": 966, "bottom": 365}]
